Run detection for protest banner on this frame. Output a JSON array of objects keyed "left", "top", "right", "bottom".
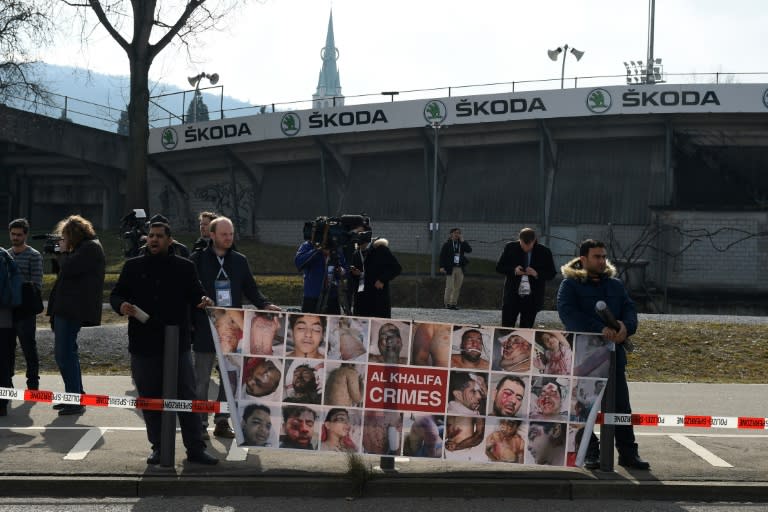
[{"left": 208, "top": 308, "right": 611, "bottom": 467}]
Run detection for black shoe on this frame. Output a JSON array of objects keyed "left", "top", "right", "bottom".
[
  {"left": 618, "top": 453, "right": 651, "bottom": 470},
  {"left": 58, "top": 405, "right": 85, "bottom": 416},
  {"left": 187, "top": 450, "right": 219, "bottom": 465},
  {"left": 146, "top": 449, "right": 160, "bottom": 465},
  {"left": 584, "top": 453, "right": 600, "bottom": 470},
  {"left": 450, "top": 305, "right": 460, "bottom": 310},
  {"left": 0, "top": 405, "right": 7, "bottom": 417},
  {"left": 213, "top": 421, "right": 235, "bottom": 439},
  {"left": 53, "top": 403, "right": 66, "bottom": 410},
  {"left": 27, "top": 382, "right": 39, "bottom": 391}
]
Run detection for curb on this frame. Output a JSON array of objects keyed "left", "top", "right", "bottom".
[{"left": 3, "top": 475, "right": 768, "bottom": 501}]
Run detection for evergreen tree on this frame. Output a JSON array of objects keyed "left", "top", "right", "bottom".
[
  {"left": 117, "top": 109, "right": 129, "bottom": 135},
  {"left": 185, "top": 90, "right": 210, "bottom": 123}
]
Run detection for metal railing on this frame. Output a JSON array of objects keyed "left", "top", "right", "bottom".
[{"left": 5, "top": 70, "right": 768, "bottom": 132}]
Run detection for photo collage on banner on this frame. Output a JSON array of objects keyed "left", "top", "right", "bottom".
[{"left": 209, "top": 308, "right": 612, "bottom": 467}]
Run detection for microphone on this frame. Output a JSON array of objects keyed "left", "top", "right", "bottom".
[{"left": 595, "top": 300, "right": 634, "bottom": 353}]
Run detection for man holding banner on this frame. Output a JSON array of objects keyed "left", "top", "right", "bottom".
[
  {"left": 111, "top": 221, "right": 218, "bottom": 465},
  {"left": 557, "top": 238, "right": 650, "bottom": 470}
]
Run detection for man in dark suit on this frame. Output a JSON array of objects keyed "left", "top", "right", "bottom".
[
  {"left": 191, "top": 216, "right": 280, "bottom": 439},
  {"left": 496, "top": 227, "right": 556, "bottom": 328},
  {"left": 110, "top": 222, "right": 218, "bottom": 465}
]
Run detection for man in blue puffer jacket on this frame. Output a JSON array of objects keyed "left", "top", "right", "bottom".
[{"left": 557, "top": 238, "right": 649, "bottom": 470}]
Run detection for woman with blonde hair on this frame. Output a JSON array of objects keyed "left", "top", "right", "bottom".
[{"left": 47, "top": 215, "right": 105, "bottom": 416}]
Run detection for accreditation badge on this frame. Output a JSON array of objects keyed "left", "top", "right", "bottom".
[
  {"left": 453, "top": 253, "right": 460, "bottom": 265},
  {"left": 214, "top": 279, "right": 232, "bottom": 307}
]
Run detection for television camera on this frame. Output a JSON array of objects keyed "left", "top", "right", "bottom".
[
  {"left": 302, "top": 214, "right": 371, "bottom": 250},
  {"left": 121, "top": 209, "right": 148, "bottom": 258},
  {"left": 301, "top": 214, "right": 372, "bottom": 315}
]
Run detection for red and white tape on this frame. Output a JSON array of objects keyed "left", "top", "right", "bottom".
[
  {"left": 0, "top": 387, "right": 229, "bottom": 414},
  {"left": 598, "top": 413, "right": 767, "bottom": 429},
  {"left": 2, "top": 387, "right": 766, "bottom": 428}
]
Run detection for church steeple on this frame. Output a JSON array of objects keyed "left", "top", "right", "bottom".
[{"left": 313, "top": 10, "right": 343, "bottom": 109}]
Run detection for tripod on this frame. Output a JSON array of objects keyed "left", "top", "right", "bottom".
[{"left": 316, "top": 247, "right": 351, "bottom": 315}]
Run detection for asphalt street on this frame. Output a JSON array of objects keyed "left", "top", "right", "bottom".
[
  {"left": 2, "top": 308, "right": 767, "bottom": 501},
  {"left": 1, "top": 375, "right": 768, "bottom": 501}
]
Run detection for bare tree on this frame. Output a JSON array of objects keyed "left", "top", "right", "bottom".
[
  {"left": 0, "top": 1, "right": 53, "bottom": 104},
  {"left": 62, "top": 0, "right": 239, "bottom": 211}
]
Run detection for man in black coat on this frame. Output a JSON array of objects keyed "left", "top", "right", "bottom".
[
  {"left": 190, "top": 216, "right": 280, "bottom": 439},
  {"left": 351, "top": 236, "right": 402, "bottom": 319},
  {"left": 496, "top": 227, "right": 556, "bottom": 328},
  {"left": 110, "top": 222, "right": 218, "bottom": 465}
]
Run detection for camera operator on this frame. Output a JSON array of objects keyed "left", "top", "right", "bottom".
[
  {"left": 350, "top": 227, "right": 402, "bottom": 319},
  {"left": 190, "top": 216, "right": 280, "bottom": 439},
  {"left": 295, "top": 243, "right": 344, "bottom": 314},
  {"left": 47, "top": 215, "right": 106, "bottom": 416}
]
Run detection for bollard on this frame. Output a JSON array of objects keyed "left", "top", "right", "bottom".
[
  {"left": 160, "top": 325, "right": 179, "bottom": 467},
  {"left": 599, "top": 347, "right": 617, "bottom": 472}
]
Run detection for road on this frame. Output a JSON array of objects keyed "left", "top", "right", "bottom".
[{"left": 1, "top": 375, "right": 768, "bottom": 502}]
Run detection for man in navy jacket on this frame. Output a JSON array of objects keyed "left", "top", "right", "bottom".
[{"left": 557, "top": 238, "right": 649, "bottom": 470}]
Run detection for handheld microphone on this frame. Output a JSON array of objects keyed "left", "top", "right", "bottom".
[{"left": 595, "top": 300, "right": 634, "bottom": 353}]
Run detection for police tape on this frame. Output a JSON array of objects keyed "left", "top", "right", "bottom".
[
  {"left": 598, "top": 413, "right": 767, "bottom": 429},
  {"left": 1, "top": 386, "right": 766, "bottom": 429},
  {"left": 0, "top": 387, "right": 229, "bottom": 414}
]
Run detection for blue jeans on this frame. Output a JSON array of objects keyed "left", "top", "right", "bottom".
[{"left": 53, "top": 316, "right": 84, "bottom": 394}]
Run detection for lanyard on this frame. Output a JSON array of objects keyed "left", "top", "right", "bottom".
[{"left": 216, "top": 256, "right": 229, "bottom": 280}]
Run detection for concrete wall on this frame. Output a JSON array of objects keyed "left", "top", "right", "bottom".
[{"left": 654, "top": 210, "right": 768, "bottom": 293}]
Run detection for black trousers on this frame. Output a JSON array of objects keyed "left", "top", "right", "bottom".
[
  {"left": 13, "top": 316, "right": 39, "bottom": 387},
  {"left": 130, "top": 351, "right": 206, "bottom": 454},
  {"left": 501, "top": 294, "right": 539, "bottom": 328}
]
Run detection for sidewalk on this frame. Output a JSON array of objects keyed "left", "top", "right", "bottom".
[{"left": 2, "top": 375, "right": 768, "bottom": 500}]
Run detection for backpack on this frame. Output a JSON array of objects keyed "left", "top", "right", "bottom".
[{"left": 0, "top": 247, "right": 22, "bottom": 308}]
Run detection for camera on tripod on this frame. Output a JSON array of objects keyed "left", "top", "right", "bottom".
[
  {"left": 302, "top": 214, "right": 371, "bottom": 251},
  {"left": 121, "top": 209, "right": 148, "bottom": 258}
]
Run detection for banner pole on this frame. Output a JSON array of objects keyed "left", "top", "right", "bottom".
[
  {"left": 160, "top": 325, "right": 180, "bottom": 467},
  {"left": 599, "top": 347, "right": 616, "bottom": 472}
]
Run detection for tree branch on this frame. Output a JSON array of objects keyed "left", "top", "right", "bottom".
[
  {"left": 86, "top": 0, "right": 129, "bottom": 51},
  {"left": 148, "top": 0, "right": 204, "bottom": 61}
]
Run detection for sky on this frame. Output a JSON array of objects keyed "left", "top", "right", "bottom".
[{"left": 39, "top": 0, "right": 768, "bottom": 112}]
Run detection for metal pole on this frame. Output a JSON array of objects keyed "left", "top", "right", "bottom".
[
  {"left": 229, "top": 160, "right": 240, "bottom": 237},
  {"left": 560, "top": 44, "right": 569, "bottom": 89},
  {"left": 646, "top": 0, "right": 656, "bottom": 84},
  {"left": 160, "top": 325, "right": 180, "bottom": 467},
  {"left": 193, "top": 84, "right": 199, "bottom": 123},
  {"left": 599, "top": 347, "right": 617, "bottom": 472},
  {"left": 430, "top": 122, "right": 440, "bottom": 278}
]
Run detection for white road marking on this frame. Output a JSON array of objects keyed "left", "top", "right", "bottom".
[
  {"left": 226, "top": 442, "right": 249, "bottom": 461},
  {"left": 64, "top": 427, "right": 108, "bottom": 460},
  {"left": 669, "top": 434, "right": 733, "bottom": 467}
]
